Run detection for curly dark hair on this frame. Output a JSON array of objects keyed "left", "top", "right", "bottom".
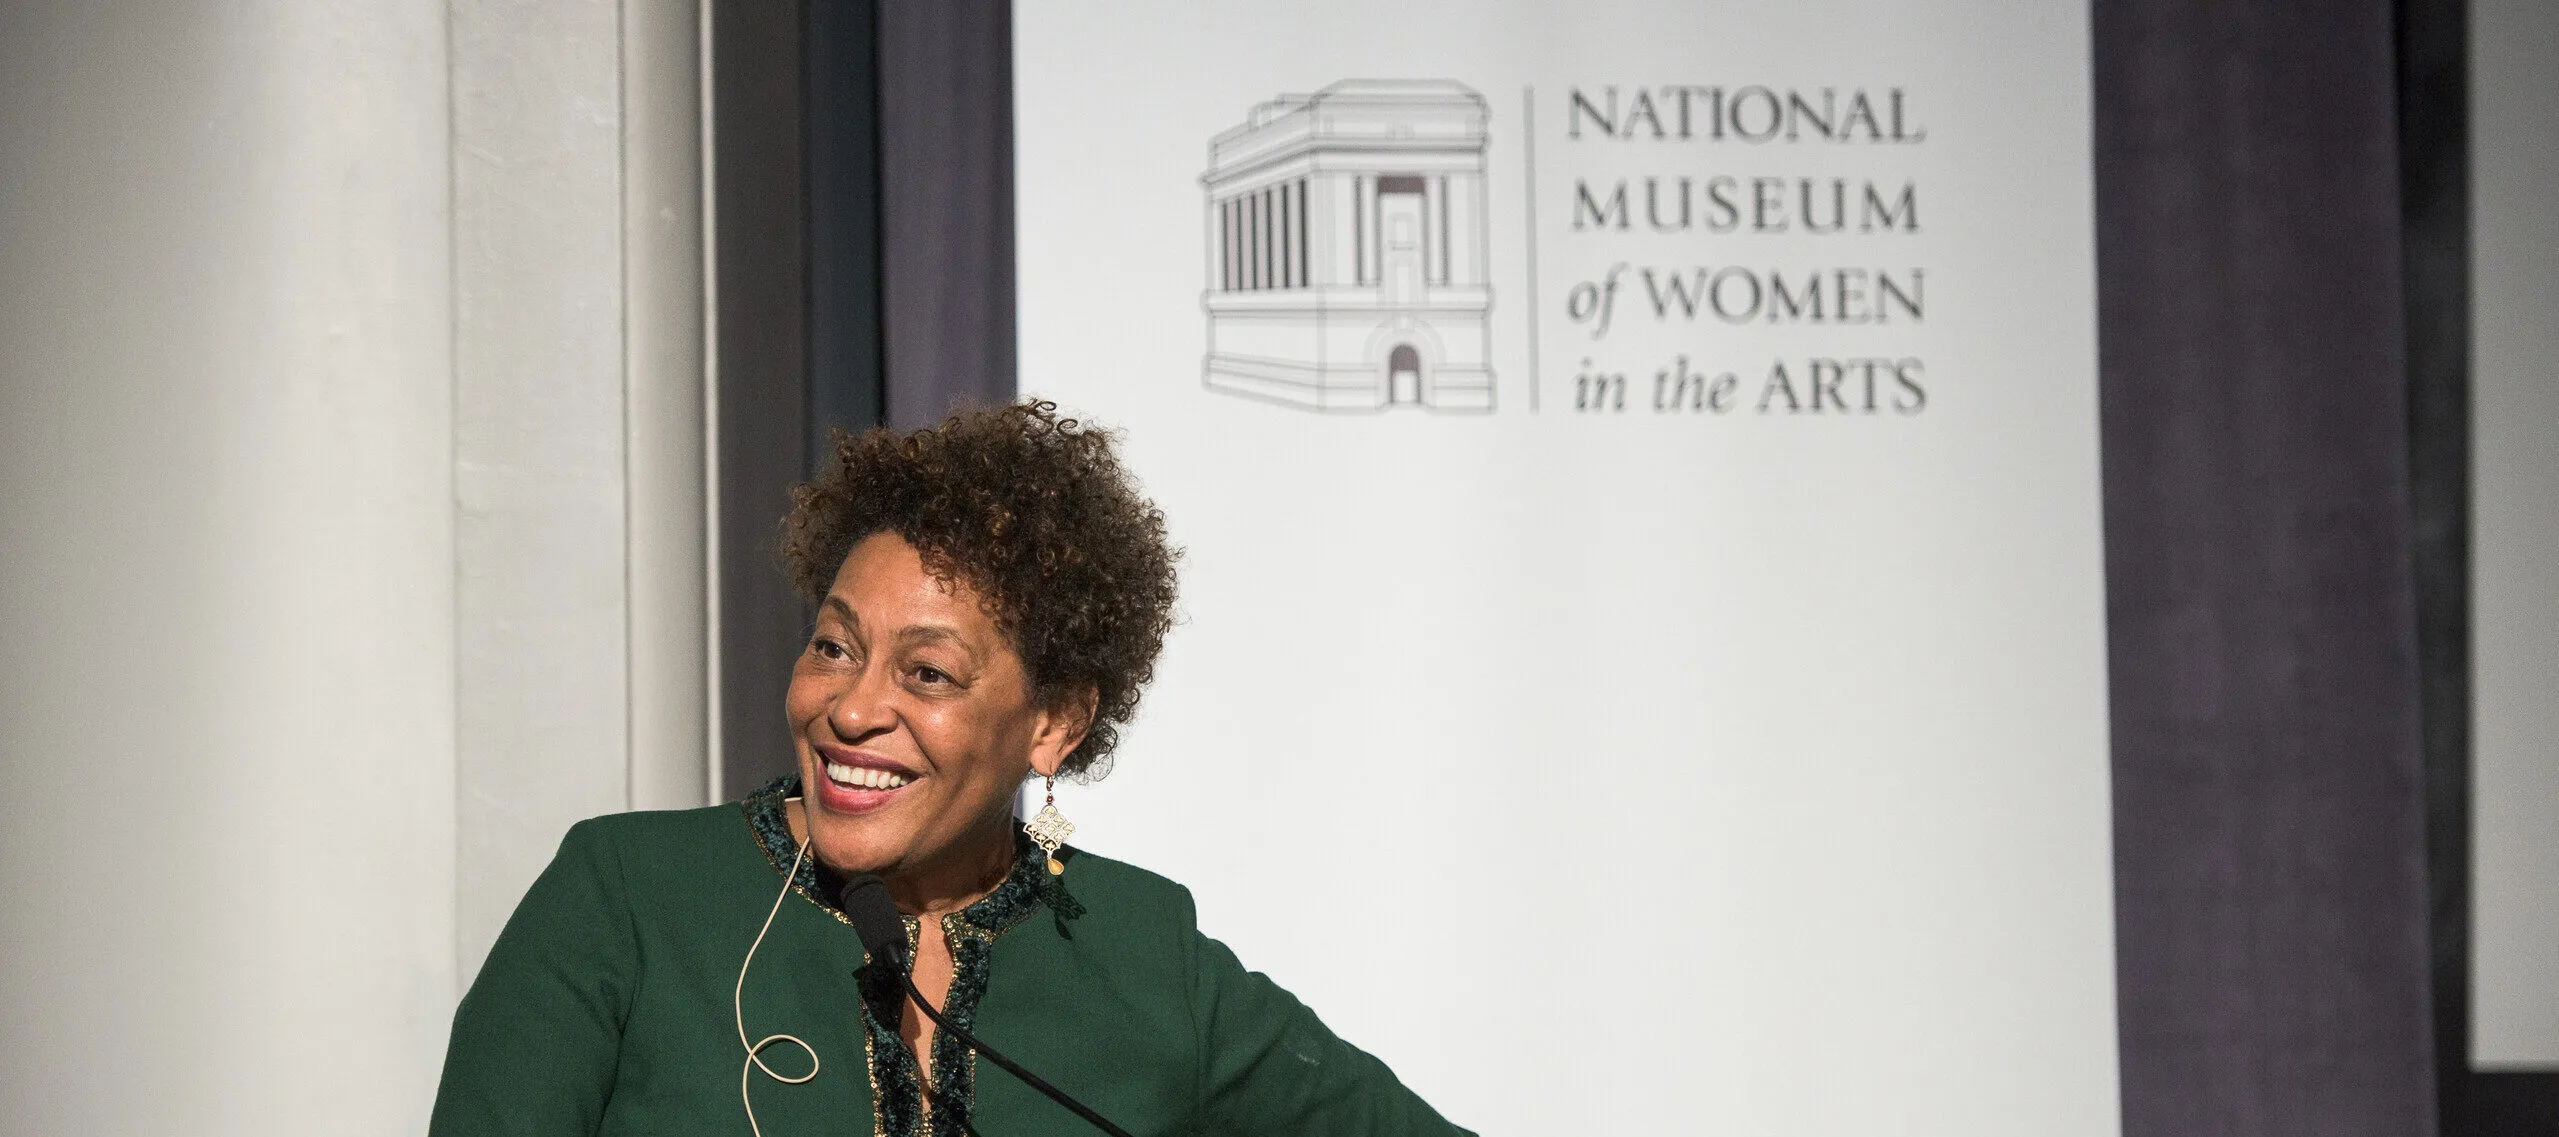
[{"left": 780, "top": 400, "right": 1180, "bottom": 778}]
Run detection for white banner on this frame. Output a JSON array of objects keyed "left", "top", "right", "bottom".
[{"left": 1016, "top": 3, "right": 2119, "bottom": 1132}]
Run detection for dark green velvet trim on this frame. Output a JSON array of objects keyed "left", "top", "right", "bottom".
[
  {"left": 739, "top": 775, "right": 1086, "bottom": 1136},
  {"left": 856, "top": 932, "right": 927, "bottom": 1137},
  {"left": 740, "top": 777, "right": 834, "bottom": 914},
  {"left": 923, "top": 919, "right": 986, "bottom": 1134}
]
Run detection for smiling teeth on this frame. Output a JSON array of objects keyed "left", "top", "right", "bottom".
[{"left": 826, "top": 761, "right": 911, "bottom": 790}]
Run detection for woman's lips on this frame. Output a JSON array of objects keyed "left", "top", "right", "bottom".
[{"left": 812, "top": 748, "right": 918, "bottom": 816}]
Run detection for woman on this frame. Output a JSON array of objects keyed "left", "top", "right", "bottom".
[{"left": 430, "top": 402, "right": 1471, "bottom": 1136}]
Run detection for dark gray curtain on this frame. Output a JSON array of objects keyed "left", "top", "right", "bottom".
[
  {"left": 879, "top": 0, "right": 1017, "bottom": 427},
  {"left": 2093, "top": 1, "right": 2440, "bottom": 1134},
  {"left": 712, "top": 0, "right": 815, "bottom": 800}
]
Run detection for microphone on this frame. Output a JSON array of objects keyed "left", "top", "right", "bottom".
[{"left": 836, "top": 874, "right": 1136, "bottom": 1137}]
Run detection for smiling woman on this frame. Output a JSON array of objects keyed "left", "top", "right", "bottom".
[
  {"left": 787, "top": 535, "right": 1087, "bottom": 895},
  {"left": 428, "top": 401, "right": 1474, "bottom": 1137}
]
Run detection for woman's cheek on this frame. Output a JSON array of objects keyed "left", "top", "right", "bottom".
[{"left": 781, "top": 684, "right": 817, "bottom": 727}]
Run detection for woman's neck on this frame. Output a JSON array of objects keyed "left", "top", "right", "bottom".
[{"left": 887, "top": 818, "right": 1017, "bottom": 918}]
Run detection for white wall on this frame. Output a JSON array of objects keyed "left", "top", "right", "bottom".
[
  {"left": 2472, "top": 0, "right": 2559, "bottom": 1070},
  {"left": 0, "top": 1, "right": 709, "bottom": 1129}
]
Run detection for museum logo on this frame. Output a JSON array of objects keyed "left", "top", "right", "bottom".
[{"left": 1201, "top": 80, "right": 1496, "bottom": 413}]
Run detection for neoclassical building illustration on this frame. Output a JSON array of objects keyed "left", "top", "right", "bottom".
[{"left": 1201, "top": 80, "right": 1495, "bottom": 412}]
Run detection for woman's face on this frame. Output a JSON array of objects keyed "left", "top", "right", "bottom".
[{"left": 786, "top": 531, "right": 1085, "bottom": 883}]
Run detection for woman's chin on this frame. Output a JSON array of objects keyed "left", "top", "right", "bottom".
[{"left": 805, "top": 825, "right": 905, "bottom": 877}]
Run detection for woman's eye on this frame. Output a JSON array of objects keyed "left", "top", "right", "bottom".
[
  {"left": 811, "top": 638, "right": 849, "bottom": 661},
  {"left": 913, "top": 665, "right": 951, "bottom": 685}
]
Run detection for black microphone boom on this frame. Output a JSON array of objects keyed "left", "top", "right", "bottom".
[{"left": 835, "top": 874, "right": 1136, "bottom": 1137}]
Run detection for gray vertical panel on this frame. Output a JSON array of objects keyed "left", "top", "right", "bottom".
[
  {"left": 2400, "top": 0, "right": 2487, "bottom": 1131},
  {"left": 2093, "top": 1, "right": 2440, "bottom": 1134},
  {"left": 622, "top": 0, "right": 710, "bottom": 815},
  {"left": 808, "top": 0, "right": 884, "bottom": 463},
  {"left": 2447, "top": 0, "right": 2559, "bottom": 1127},
  {"left": 712, "top": 0, "right": 814, "bottom": 800},
  {"left": 2471, "top": 0, "right": 2559, "bottom": 1070},
  {"left": 879, "top": 0, "right": 1015, "bottom": 428}
]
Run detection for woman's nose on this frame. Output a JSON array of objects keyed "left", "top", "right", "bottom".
[{"left": 826, "top": 669, "right": 894, "bottom": 741}]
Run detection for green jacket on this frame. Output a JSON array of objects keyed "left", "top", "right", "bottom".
[{"left": 430, "top": 777, "right": 1472, "bottom": 1137}]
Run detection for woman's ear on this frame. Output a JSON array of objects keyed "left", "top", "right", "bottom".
[{"left": 1028, "top": 686, "right": 1100, "bottom": 778}]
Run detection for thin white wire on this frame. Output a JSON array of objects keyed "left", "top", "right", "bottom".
[{"left": 737, "top": 811, "right": 820, "bottom": 1137}]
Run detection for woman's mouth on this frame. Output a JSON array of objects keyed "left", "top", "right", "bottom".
[
  {"left": 814, "top": 753, "right": 917, "bottom": 814},
  {"left": 825, "top": 760, "right": 911, "bottom": 790}
]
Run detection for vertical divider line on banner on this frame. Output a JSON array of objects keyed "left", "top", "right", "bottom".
[{"left": 1521, "top": 85, "right": 1541, "bottom": 413}]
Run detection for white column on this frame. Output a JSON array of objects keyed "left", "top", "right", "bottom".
[
  {"left": 1205, "top": 195, "right": 1224, "bottom": 291},
  {"left": 0, "top": 3, "right": 457, "bottom": 1132},
  {"left": 0, "top": 2, "right": 711, "bottom": 1129},
  {"left": 1447, "top": 171, "right": 1483, "bottom": 286},
  {"left": 1424, "top": 175, "right": 1442, "bottom": 284},
  {"left": 451, "top": 0, "right": 633, "bottom": 985},
  {"left": 1323, "top": 171, "right": 1360, "bottom": 287},
  {"left": 1353, "top": 173, "right": 1373, "bottom": 285},
  {"left": 451, "top": 0, "right": 709, "bottom": 984}
]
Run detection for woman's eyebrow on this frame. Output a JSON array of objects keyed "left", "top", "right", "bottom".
[
  {"left": 820, "top": 595, "right": 859, "bottom": 627},
  {"left": 897, "top": 624, "right": 980, "bottom": 661}
]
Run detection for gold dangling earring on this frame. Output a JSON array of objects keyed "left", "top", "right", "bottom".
[{"left": 1025, "top": 774, "right": 1074, "bottom": 875}]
